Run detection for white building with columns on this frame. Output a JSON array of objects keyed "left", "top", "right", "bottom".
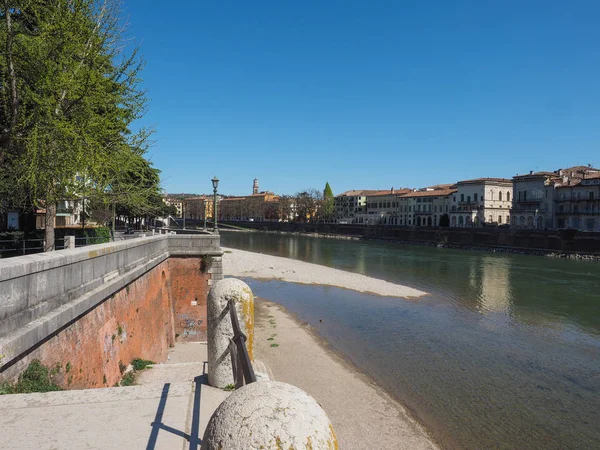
[{"left": 450, "top": 178, "right": 513, "bottom": 227}]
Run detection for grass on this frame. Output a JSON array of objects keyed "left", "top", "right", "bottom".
[
  {"left": 223, "top": 384, "right": 235, "bottom": 391},
  {"left": 131, "top": 358, "right": 155, "bottom": 371},
  {"left": 267, "top": 337, "right": 275, "bottom": 341},
  {"left": 224, "top": 250, "right": 232, "bottom": 253},
  {"left": 270, "top": 343, "right": 280, "bottom": 348},
  {"left": 0, "top": 360, "right": 62, "bottom": 395}
]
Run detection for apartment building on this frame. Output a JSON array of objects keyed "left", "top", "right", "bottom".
[
  {"left": 511, "top": 171, "right": 557, "bottom": 229},
  {"left": 163, "top": 198, "right": 184, "bottom": 218},
  {"left": 408, "top": 186, "right": 457, "bottom": 227},
  {"left": 334, "top": 190, "right": 378, "bottom": 224},
  {"left": 554, "top": 170, "right": 600, "bottom": 231},
  {"left": 363, "top": 189, "right": 411, "bottom": 225},
  {"left": 219, "top": 192, "right": 279, "bottom": 222},
  {"left": 450, "top": 178, "right": 513, "bottom": 227}
]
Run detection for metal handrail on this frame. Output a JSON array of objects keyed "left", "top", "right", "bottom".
[{"left": 227, "top": 299, "right": 256, "bottom": 388}]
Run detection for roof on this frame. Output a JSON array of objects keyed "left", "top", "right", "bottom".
[
  {"left": 367, "top": 188, "right": 412, "bottom": 197},
  {"left": 399, "top": 188, "right": 457, "bottom": 198},
  {"left": 512, "top": 171, "right": 556, "bottom": 179},
  {"left": 457, "top": 177, "right": 512, "bottom": 185},
  {"left": 583, "top": 172, "right": 600, "bottom": 179},
  {"left": 336, "top": 190, "right": 380, "bottom": 197}
]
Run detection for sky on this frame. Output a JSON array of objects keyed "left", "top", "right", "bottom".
[{"left": 123, "top": 1, "right": 600, "bottom": 196}]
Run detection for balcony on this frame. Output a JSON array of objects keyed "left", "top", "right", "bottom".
[{"left": 516, "top": 199, "right": 542, "bottom": 205}]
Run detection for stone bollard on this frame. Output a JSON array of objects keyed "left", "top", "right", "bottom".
[
  {"left": 201, "top": 381, "right": 338, "bottom": 450},
  {"left": 207, "top": 278, "right": 254, "bottom": 388},
  {"left": 64, "top": 235, "right": 75, "bottom": 249}
]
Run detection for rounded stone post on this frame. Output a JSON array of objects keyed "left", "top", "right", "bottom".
[
  {"left": 207, "top": 278, "right": 254, "bottom": 388},
  {"left": 64, "top": 235, "right": 75, "bottom": 249},
  {"left": 201, "top": 381, "right": 338, "bottom": 450}
]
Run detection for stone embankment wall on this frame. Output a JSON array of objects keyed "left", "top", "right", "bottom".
[
  {"left": 222, "top": 221, "right": 600, "bottom": 255},
  {"left": 0, "top": 235, "right": 222, "bottom": 389}
]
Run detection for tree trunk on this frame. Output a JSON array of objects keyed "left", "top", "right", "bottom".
[{"left": 44, "top": 203, "right": 56, "bottom": 252}]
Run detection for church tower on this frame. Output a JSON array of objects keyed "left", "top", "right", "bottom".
[{"left": 253, "top": 178, "right": 259, "bottom": 195}]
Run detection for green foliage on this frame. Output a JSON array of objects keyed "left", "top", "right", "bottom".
[
  {"left": 0, "top": 0, "right": 155, "bottom": 248},
  {"left": 200, "top": 255, "right": 214, "bottom": 273},
  {"left": 223, "top": 384, "right": 235, "bottom": 391},
  {"left": 0, "top": 360, "right": 62, "bottom": 395},
  {"left": 322, "top": 182, "right": 335, "bottom": 220},
  {"left": 120, "top": 372, "right": 135, "bottom": 386},
  {"left": 131, "top": 358, "right": 155, "bottom": 371}
]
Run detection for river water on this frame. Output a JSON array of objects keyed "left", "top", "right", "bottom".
[{"left": 220, "top": 231, "right": 600, "bottom": 450}]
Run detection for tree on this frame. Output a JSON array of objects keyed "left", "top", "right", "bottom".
[
  {"left": 1, "top": 1, "right": 151, "bottom": 250},
  {"left": 295, "top": 189, "right": 322, "bottom": 222},
  {"left": 322, "top": 182, "right": 334, "bottom": 221}
]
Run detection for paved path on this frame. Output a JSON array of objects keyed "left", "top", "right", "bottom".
[{"left": 0, "top": 343, "right": 228, "bottom": 450}]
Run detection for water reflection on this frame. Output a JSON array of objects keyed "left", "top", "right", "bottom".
[
  {"left": 246, "top": 279, "right": 600, "bottom": 450},
  {"left": 221, "top": 231, "right": 600, "bottom": 335}
]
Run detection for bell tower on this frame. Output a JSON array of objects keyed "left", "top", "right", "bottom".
[{"left": 253, "top": 178, "right": 259, "bottom": 195}]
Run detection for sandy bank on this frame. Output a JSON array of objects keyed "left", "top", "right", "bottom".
[
  {"left": 254, "top": 298, "right": 439, "bottom": 450},
  {"left": 221, "top": 247, "right": 427, "bottom": 298}
]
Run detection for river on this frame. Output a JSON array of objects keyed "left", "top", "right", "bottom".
[{"left": 220, "top": 231, "right": 600, "bottom": 450}]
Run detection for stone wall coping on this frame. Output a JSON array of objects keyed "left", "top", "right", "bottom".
[{"left": 0, "top": 234, "right": 222, "bottom": 282}]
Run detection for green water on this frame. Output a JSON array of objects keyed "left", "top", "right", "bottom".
[{"left": 221, "top": 231, "right": 600, "bottom": 450}]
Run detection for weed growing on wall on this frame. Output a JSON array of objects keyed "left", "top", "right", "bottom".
[{"left": 0, "top": 360, "right": 62, "bottom": 395}]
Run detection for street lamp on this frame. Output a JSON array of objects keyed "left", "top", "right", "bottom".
[
  {"left": 203, "top": 198, "right": 207, "bottom": 231},
  {"left": 212, "top": 176, "right": 219, "bottom": 233}
]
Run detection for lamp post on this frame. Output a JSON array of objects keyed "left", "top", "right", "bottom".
[
  {"left": 183, "top": 201, "right": 186, "bottom": 230},
  {"left": 212, "top": 176, "right": 219, "bottom": 233}
]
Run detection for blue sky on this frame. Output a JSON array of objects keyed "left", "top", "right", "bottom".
[{"left": 124, "top": 1, "right": 600, "bottom": 196}]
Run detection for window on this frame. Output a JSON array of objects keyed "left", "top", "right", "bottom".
[
  {"left": 461, "top": 194, "right": 464, "bottom": 202},
  {"left": 467, "top": 196, "right": 471, "bottom": 203},
  {"left": 499, "top": 192, "right": 503, "bottom": 201},
  {"left": 574, "top": 205, "right": 578, "bottom": 214},
  {"left": 428, "top": 205, "right": 432, "bottom": 212},
  {"left": 498, "top": 216, "right": 503, "bottom": 224},
  {"left": 489, "top": 215, "right": 493, "bottom": 223},
  {"left": 590, "top": 192, "right": 595, "bottom": 201},
  {"left": 474, "top": 193, "right": 478, "bottom": 202}
]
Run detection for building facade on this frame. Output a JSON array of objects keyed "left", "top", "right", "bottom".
[
  {"left": 334, "top": 190, "right": 378, "bottom": 224},
  {"left": 555, "top": 171, "right": 600, "bottom": 231},
  {"left": 511, "top": 171, "right": 557, "bottom": 229},
  {"left": 450, "top": 178, "right": 513, "bottom": 227}
]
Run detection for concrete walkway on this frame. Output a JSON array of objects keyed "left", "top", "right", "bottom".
[{"left": 0, "top": 343, "right": 229, "bottom": 450}]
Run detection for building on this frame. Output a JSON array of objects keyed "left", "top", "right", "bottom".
[
  {"left": 163, "top": 198, "right": 183, "bottom": 218},
  {"left": 554, "top": 167, "right": 600, "bottom": 231},
  {"left": 219, "top": 193, "right": 279, "bottom": 221},
  {"left": 404, "top": 185, "right": 457, "bottom": 227},
  {"left": 334, "top": 190, "right": 379, "bottom": 224},
  {"left": 364, "top": 188, "right": 411, "bottom": 225},
  {"left": 511, "top": 171, "right": 558, "bottom": 229},
  {"left": 449, "top": 178, "right": 513, "bottom": 227},
  {"left": 511, "top": 165, "right": 600, "bottom": 230},
  {"left": 184, "top": 196, "right": 213, "bottom": 220}
]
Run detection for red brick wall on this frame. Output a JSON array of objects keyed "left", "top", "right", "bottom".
[
  {"left": 168, "top": 257, "right": 211, "bottom": 342},
  {"left": 3, "top": 257, "right": 211, "bottom": 390}
]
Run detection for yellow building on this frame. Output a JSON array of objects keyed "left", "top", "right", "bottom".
[{"left": 219, "top": 193, "right": 279, "bottom": 221}]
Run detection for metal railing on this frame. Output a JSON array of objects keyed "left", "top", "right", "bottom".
[
  {"left": 227, "top": 299, "right": 256, "bottom": 388},
  {"left": 0, "top": 238, "right": 66, "bottom": 256},
  {"left": 0, "top": 235, "right": 120, "bottom": 258}
]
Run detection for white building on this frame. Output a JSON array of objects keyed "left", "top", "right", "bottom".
[
  {"left": 511, "top": 171, "right": 557, "bottom": 229},
  {"left": 555, "top": 171, "right": 600, "bottom": 231},
  {"left": 450, "top": 178, "right": 513, "bottom": 227}
]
